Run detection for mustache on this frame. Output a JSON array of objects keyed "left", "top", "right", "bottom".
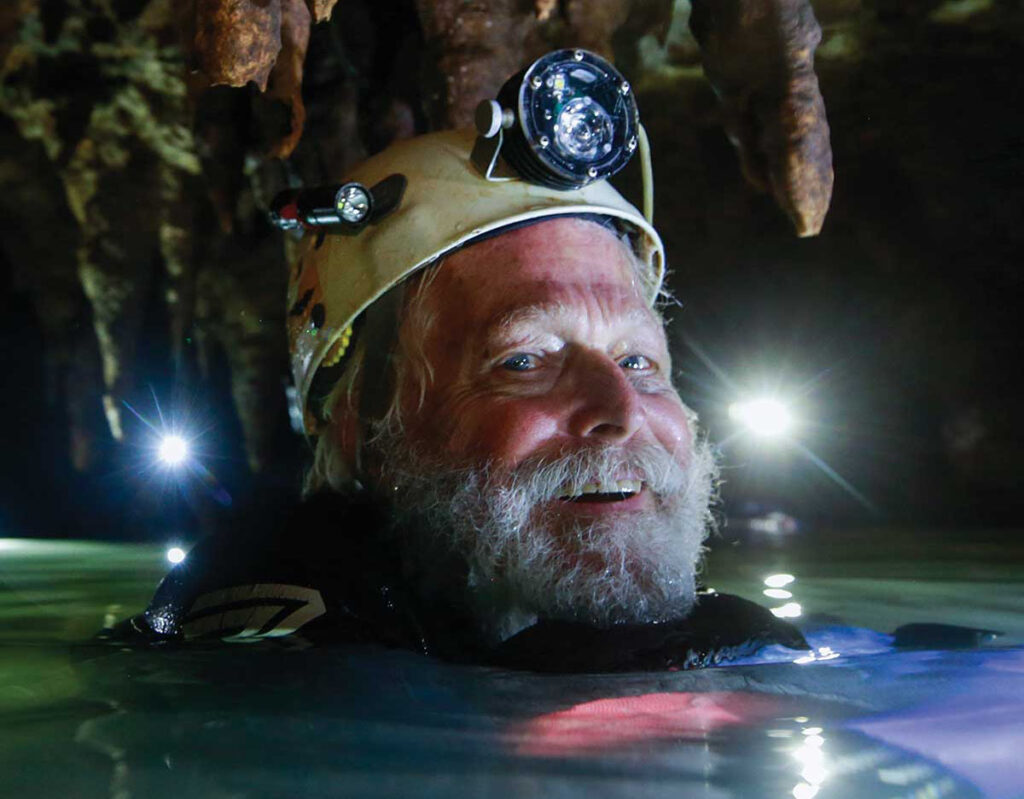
[{"left": 483, "top": 441, "right": 691, "bottom": 504}]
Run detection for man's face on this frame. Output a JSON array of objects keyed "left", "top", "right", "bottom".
[
  {"left": 403, "top": 218, "right": 694, "bottom": 478},
  {"left": 370, "top": 218, "right": 716, "bottom": 635}
]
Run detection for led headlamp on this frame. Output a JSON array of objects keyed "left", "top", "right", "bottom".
[
  {"left": 270, "top": 50, "right": 648, "bottom": 235},
  {"left": 269, "top": 175, "right": 406, "bottom": 232},
  {"left": 274, "top": 51, "right": 661, "bottom": 439},
  {"left": 270, "top": 182, "right": 371, "bottom": 230},
  {"left": 472, "top": 49, "right": 643, "bottom": 192}
]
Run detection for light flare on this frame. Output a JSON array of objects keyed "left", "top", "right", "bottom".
[
  {"left": 158, "top": 435, "right": 189, "bottom": 466},
  {"left": 166, "top": 546, "right": 186, "bottom": 564},
  {"left": 729, "top": 397, "right": 794, "bottom": 438}
]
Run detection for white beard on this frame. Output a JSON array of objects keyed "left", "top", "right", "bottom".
[{"left": 370, "top": 428, "right": 719, "bottom": 642}]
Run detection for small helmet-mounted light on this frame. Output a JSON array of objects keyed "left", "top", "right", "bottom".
[
  {"left": 269, "top": 174, "right": 407, "bottom": 232},
  {"left": 473, "top": 49, "right": 639, "bottom": 191},
  {"left": 270, "top": 181, "right": 372, "bottom": 230}
]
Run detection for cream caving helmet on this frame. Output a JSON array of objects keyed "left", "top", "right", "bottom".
[{"left": 280, "top": 50, "right": 665, "bottom": 435}]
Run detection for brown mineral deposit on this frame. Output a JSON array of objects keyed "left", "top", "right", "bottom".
[
  {"left": 306, "top": 0, "right": 339, "bottom": 23},
  {"left": 415, "top": 0, "right": 532, "bottom": 129},
  {"left": 564, "top": 0, "right": 631, "bottom": 60},
  {"left": 193, "top": 0, "right": 283, "bottom": 90},
  {"left": 690, "top": 0, "right": 833, "bottom": 236},
  {"left": 535, "top": 0, "right": 558, "bottom": 22},
  {"left": 266, "top": 0, "right": 312, "bottom": 158}
]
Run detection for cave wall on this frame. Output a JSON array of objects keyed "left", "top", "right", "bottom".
[{"left": 0, "top": 0, "right": 1021, "bottom": 531}]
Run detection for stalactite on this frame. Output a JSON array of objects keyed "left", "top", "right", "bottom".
[
  {"left": 0, "top": 0, "right": 841, "bottom": 478},
  {"left": 415, "top": 0, "right": 533, "bottom": 129},
  {"left": 191, "top": 0, "right": 283, "bottom": 91},
  {"left": 265, "top": 0, "right": 312, "bottom": 158},
  {"left": 689, "top": 0, "right": 833, "bottom": 236},
  {"left": 1, "top": 0, "right": 199, "bottom": 446}
]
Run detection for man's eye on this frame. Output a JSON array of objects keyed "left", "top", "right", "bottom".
[
  {"left": 619, "top": 354, "right": 653, "bottom": 371},
  {"left": 501, "top": 353, "right": 537, "bottom": 372}
]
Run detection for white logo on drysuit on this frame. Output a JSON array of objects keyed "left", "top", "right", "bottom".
[{"left": 182, "top": 583, "right": 326, "bottom": 641}]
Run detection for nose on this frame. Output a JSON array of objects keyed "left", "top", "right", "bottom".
[{"left": 565, "top": 348, "right": 645, "bottom": 443}]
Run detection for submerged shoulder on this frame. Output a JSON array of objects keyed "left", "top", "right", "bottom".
[
  {"left": 490, "top": 591, "right": 809, "bottom": 673},
  {"left": 105, "top": 493, "right": 392, "bottom": 644}
]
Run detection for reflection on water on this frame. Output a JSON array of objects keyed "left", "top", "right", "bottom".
[
  {"left": 762, "top": 573, "right": 804, "bottom": 619},
  {"left": 1, "top": 539, "right": 1022, "bottom": 797},
  {"left": 764, "top": 574, "right": 796, "bottom": 588},
  {"left": 791, "top": 726, "right": 827, "bottom": 797},
  {"left": 795, "top": 646, "right": 842, "bottom": 665},
  {"left": 772, "top": 601, "right": 804, "bottom": 619},
  {"left": 48, "top": 646, "right": 989, "bottom": 799},
  {"left": 514, "top": 692, "right": 782, "bottom": 755},
  {"left": 0, "top": 640, "right": 1008, "bottom": 798}
]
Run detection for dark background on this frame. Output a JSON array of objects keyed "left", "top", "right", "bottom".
[{"left": 1, "top": 0, "right": 1021, "bottom": 540}]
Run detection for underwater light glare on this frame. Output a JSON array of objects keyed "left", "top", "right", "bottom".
[
  {"left": 729, "top": 397, "right": 795, "bottom": 438},
  {"left": 166, "top": 546, "right": 186, "bottom": 564},
  {"left": 158, "top": 435, "right": 188, "bottom": 466}
]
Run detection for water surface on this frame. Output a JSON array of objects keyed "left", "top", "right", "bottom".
[{"left": 1, "top": 529, "right": 1021, "bottom": 798}]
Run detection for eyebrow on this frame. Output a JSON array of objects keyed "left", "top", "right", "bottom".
[{"left": 483, "top": 299, "right": 659, "bottom": 344}]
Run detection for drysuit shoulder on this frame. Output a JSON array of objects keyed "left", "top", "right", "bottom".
[
  {"left": 101, "top": 493, "right": 427, "bottom": 649},
  {"left": 490, "top": 590, "right": 810, "bottom": 673}
]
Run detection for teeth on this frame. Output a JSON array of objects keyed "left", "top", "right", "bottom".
[{"left": 558, "top": 479, "right": 643, "bottom": 500}]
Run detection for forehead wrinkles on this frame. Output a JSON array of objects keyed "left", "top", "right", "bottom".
[
  {"left": 406, "top": 219, "right": 654, "bottom": 372},
  {"left": 485, "top": 285, "right": 657, "bottom": 343}
]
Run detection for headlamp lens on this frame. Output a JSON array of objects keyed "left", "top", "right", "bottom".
[
  {"left": 499, "top": 49, "right": 637, "bottom": 189},
  {"left": 555, "top": 96, "right": 614, "bottom": 162},
  {"left": 336, "top": 183, "right": 370, "bottom": 223}
]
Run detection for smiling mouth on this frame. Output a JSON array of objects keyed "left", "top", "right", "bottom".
[{"left": 558, "top": 479, "right": 643, "bottom": 503}]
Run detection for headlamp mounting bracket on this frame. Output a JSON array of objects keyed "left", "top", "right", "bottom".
[{"left": 470, "top": 128, "right": 518, "bottom": 183}]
